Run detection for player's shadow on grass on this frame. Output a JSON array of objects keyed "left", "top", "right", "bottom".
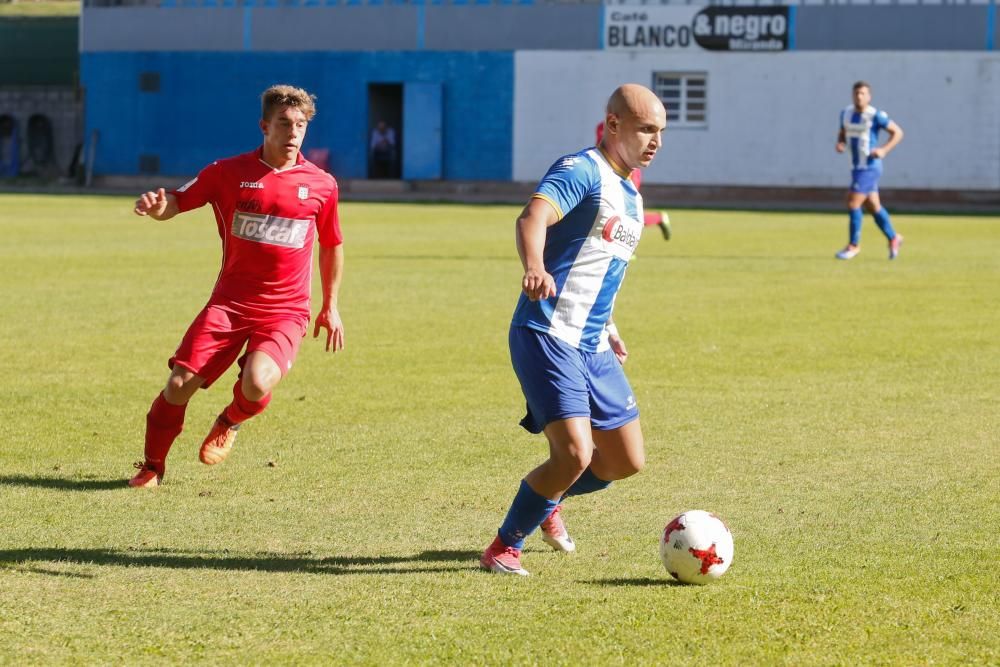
[
  {"left": 0, "top": 547, "right": 480, "bottom": 577},
  {"left": 640, "top": 254, "right": 821, "bottom": 262},
  {"left": 0, "top": 474, "right": 123, "bottom": 491},
  {"left": 582, "top": 576, "right": 685, "bottom": 587},
  {"left": 355, "top": 254, "right": 510, "bottom": 262}
]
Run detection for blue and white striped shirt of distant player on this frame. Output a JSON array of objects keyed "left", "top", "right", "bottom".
[
  {"left": 841, "top": 104, "right": 891, "bottom": 170},
  {"left": 511, "top": 147, "right": 643, "bottom": 354}
]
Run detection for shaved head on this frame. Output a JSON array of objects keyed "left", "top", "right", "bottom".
[
  {"left": 606, "top": 83, "right": 662, "bottom": 119},
  {"left": 601, "top": 84, "right": 667, "bottom": 171}
]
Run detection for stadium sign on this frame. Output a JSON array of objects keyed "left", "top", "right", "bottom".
[
  {"left": 604, "top": 6, "right": 790, "bottom": 52},
  {"left": 693, "top": 8, "right": 789, "bottom": 51}
]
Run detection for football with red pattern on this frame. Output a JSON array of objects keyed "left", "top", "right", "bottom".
[{"left": 659, "top": 510, "right": 734, "bottom": 585}]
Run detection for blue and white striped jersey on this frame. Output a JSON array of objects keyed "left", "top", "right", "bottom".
[
  {"left": 511, "top": 147, "right": 644, "bottom": 353},
  {"left": 841, "top": 104, "right": 891, "bottom": 170}
]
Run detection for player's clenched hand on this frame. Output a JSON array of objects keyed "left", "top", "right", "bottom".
[
  {"left": 313, "top": 306, "right": 344, "bottom": 352},
  {"left": 134, "top": 188, "right": 169, "bottom": 219},
  {"left": 835, "top": 142, "right": 846, "bottom": 154},
  {"left": 610, "top": 334, "right": 628, "bottom": 365},
  {"left": 869, "top": 147, "right": 885, "bottom": 159},
  {"left": 522, "top": 268, "right": 556, "bottom": 302}
]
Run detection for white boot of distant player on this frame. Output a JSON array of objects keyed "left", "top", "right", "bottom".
[{"left": 643, "top": 211, "right": 671, "bottom": 241}]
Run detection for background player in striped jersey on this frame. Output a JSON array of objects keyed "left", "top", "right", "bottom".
[
  {"left": 127, "top": 84, "right": 345, "bottom": 488},
  {"left": 480, "top": 84, "right": 666, "bottom": 576},
  {"left": 835, "top": 81, "right": 905, "bottom": 260}
]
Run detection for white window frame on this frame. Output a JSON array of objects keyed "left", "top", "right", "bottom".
[{"left": 652, "top": 72, "right": 708, "bottom": 130}]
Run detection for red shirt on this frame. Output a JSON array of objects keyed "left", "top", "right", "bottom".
[{"left": 172, "top": 147, "right": 341, "bottom": 321}]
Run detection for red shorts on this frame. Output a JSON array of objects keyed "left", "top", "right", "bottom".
[{"left": 169, "top": 305, "right": 308, "bottom": 388}]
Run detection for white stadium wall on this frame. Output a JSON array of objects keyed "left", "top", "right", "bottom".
[{"left": 513, "top": 51, "right": 1000, "bottom": 191}]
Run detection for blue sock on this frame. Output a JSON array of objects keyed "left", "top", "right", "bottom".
[
  {"left": 563, "top": 466, "right": 612, "bottom": 499},
  {"left": 872, "top": 207, "right": 896, "bottom": 240},
  {"left": 497, "top": 479, "right": 558, "bottom": 550},
  {"left": 849, "top": 208, "right": 863, "bottom": 246}
]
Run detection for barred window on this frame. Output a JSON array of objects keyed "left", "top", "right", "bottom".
[{"left": 652, "top": 72, "right": 707, "bottom": 129}]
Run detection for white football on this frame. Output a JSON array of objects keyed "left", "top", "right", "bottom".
[{"left": 659, "top": 510, "right": 734, "bottom": 585}]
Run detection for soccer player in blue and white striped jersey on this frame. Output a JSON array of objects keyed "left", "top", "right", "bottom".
[
  {"left": 835, "top": 81, "right": 905, "bottom": 260},
  {"left": 480, "top": 84, "right": 666, "bottom": 576}
]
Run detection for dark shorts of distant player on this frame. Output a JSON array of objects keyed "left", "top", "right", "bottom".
[
  {"left": 509, "top": 325, "right": 639, "bottom": 434},
  {"left": 169, "top": 304, "right": 308, "bottom": 388},
  {"left": 849, "top": 164, "right": 882, "bottom": 194}
]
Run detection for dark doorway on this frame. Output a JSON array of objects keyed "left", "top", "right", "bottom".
[
  {"left": 368, "top": 83, "right": 402, "bottom": 179},
  {"left": 25, "top": 113, "right": 57, "bottom": 178},
  {"left": 0, "top": 114, "right": 20, "bottom": 177}
]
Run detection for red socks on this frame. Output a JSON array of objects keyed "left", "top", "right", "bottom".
[
  {"left": 142, "top": 383, "right": 270, "bottom": 474},
  {"left": 222, "top": 381, "right": 271, "bottom": 426},
  {"left": 144, "top": 392, "right": 187, "bottom": 474}
]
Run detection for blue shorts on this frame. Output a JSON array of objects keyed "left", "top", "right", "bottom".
[
  {"left": 850, "top": 163, "right": 882, "bottom": 194},
  {"left": 509, "top": 325, "right": 639, "bottom": 434}
]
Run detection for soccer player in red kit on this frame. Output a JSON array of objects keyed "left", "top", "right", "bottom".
[
  {"left": 596, "top": 120, "right": 672, "bottom": 240},
  {"left": 127, "top": 84, "right": 344, "bottom": 488}
]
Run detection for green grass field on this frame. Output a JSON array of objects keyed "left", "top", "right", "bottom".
[
  {"left": 0, "top": 0, "right": 80, "bottom": 17},
  {"left": 0, "top": 0, "right": 78, "bottom": 17},
  {"left": 1, "top": 194, "right": 997, "bottom": 664}
]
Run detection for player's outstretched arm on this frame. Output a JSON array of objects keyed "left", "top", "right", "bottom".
[
  {"left": 314, "top": 244, "right": 345, "bottom": 352},
  {"left": 516, "top": 198, "right": 558, "bottom": 302},
  {"left": 134, "top": 188, "right": 179, "bottom": 221}
]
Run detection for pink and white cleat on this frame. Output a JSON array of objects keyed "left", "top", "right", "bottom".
[
  {"left": 480, "top": 536, "right": 529, "bottom": 576},
  {"left": 540, "top": 504, "right": 576, "bottom": 553},
  {"left": 889, "top": 234, "right": 904, "bottom": 260},
  {"left": 836, "top": 244, "right": 860, "bottom": 260}
]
